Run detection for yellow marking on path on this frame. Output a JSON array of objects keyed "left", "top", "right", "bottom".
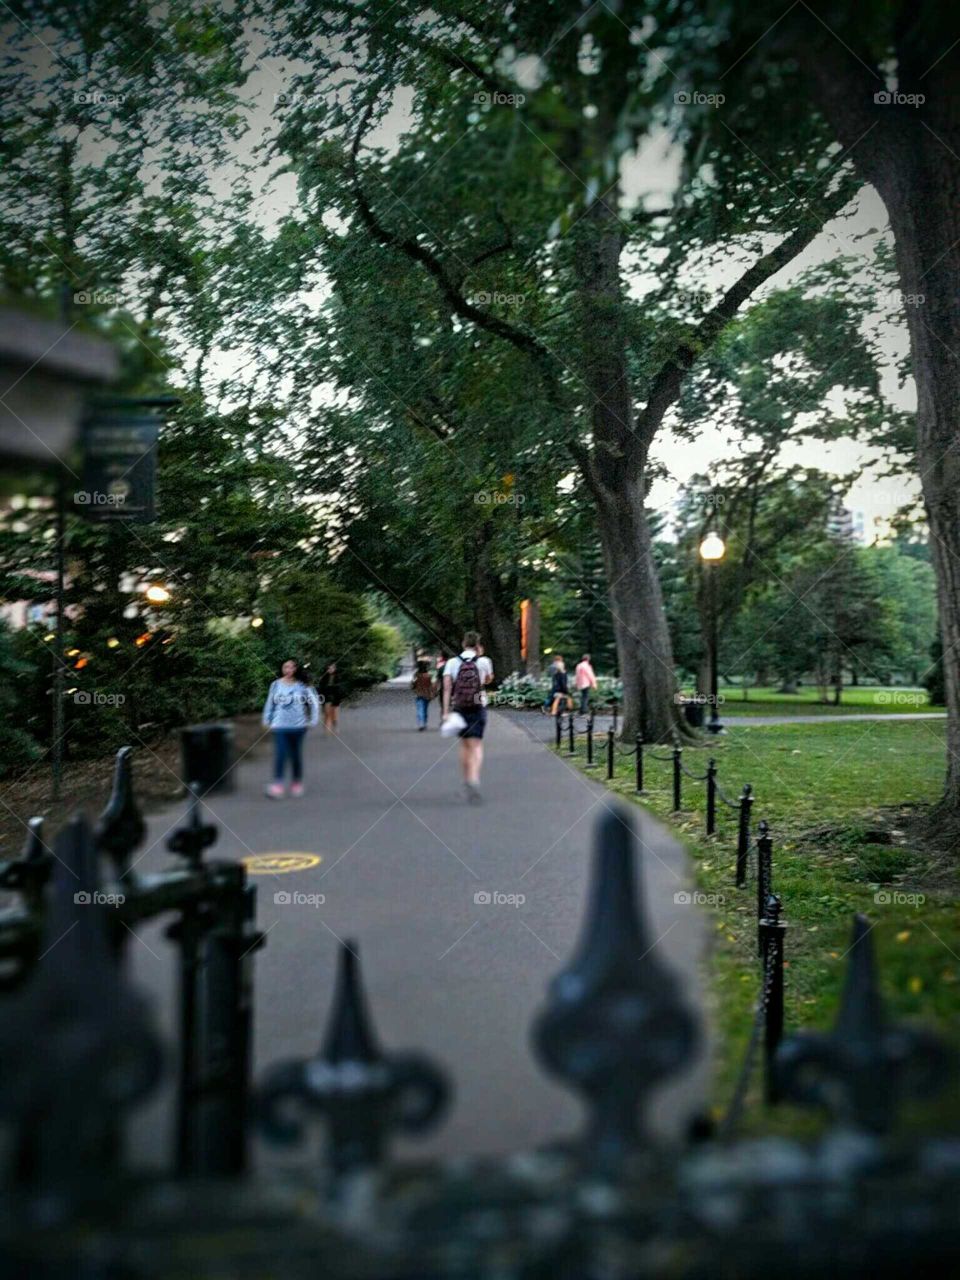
[{"left": 242, "top": 853, "right": 322, "bottom": 874}]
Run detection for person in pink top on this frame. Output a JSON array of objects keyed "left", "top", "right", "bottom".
[{"left": 574, "top": 653, "right": 598, "bottom": 715}]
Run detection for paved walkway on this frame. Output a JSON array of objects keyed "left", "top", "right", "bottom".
[{"left": 127, "top": 687, "right": 707, "bottom": 1168}]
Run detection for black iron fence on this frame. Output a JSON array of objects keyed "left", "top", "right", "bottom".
[{"left": 0, "top": 741, "right": 956, "bottom": 1276}]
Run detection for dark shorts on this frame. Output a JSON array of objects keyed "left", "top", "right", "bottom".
[{"left": 458, "top": 707, "right": 488, "bottom": 740}]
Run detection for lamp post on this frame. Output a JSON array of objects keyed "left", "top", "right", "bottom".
[{"left": 699, "top": 531, "right": 726, "bottom": 734}]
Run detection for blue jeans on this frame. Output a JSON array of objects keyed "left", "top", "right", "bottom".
[
  {"left": 415, "top": 696, "right": 430, "bottom": 728},
  {"left": 273, "top": 728, "right": 306, "bottom": 782}
]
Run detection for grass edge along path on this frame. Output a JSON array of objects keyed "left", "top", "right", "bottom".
[{"left": 570, "top": 717, "right": 959, "bottom": 1135}]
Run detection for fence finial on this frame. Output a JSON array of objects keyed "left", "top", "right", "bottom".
[
  {"left": 95, "top": 746, "right": 145, "bottom": 876},
  {"left": 775, "top": 912, "right": 954, "bottom": 1132},
  {"left": 532, "top": 805, "right": 699, "bottom": 1167},
  {"left": 257, "top": 941, "right": 449, "bottom": 1177}
]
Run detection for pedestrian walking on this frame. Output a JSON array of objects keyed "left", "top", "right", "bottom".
[
  {"left": 575, "top": 652, "right": 599, "bottom": 715},
  {"left": 549, "top": 656, "right": 571, "bottom": 717},
  {"left": 411, "top": 657, "right": 436, "bottom": 730},
  {"left": 441, "top": 630, "right": 494, "bottom": 804},
  {"left": 542, "top": 654, "right": 561, "bottom": 712},
  {"left": 261, "top": 659, "right": 320, "bottom": 798},
  {"left": 316, "top": 662, "right": 343, "bottom": 733}
]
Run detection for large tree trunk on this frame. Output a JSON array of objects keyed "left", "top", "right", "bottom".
[
  {"left": 794, "top": 6, "right": 960, "bottom": 815},
  {"left": 573, "top": 185, "right": 684, "bottom": 742},
  {"left": 593, "top": 479, "right": 683, "bottom": 741}
]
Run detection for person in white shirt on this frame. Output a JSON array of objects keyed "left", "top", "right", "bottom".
[
  {"left": 441, "top": 631, "right": 494, "bottom": 804},
  {"left": 574, "top": 653, "right": 599, "bottom": 715}
]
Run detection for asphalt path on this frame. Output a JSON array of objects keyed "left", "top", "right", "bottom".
[{"left": 126, "top": 686, "right": 708, "bottom": 1170}]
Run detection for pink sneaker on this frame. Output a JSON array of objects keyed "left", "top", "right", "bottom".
[
  {"left": 266, "top": 782, "right": 285, "bottom": 799},
  {"left": 289, "top": 782, "right": 304, "bottom": 798}
]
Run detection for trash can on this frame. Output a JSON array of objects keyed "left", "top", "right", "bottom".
[
  {"left": 682, "top": 698, "right": 705, "bottom": 729},
  {"left": 180, "top": 722, "right": 235, "bottom": 795}
]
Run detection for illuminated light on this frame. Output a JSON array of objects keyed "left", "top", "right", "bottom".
[
  {"left": 106, "top": 637, "right": 120, "bottom": 648},
  {"left": 74, "top": 657, "right": 89, "bottom": 670},
  {"left": 65, "top": 648, "right": 80, "bottom": 657},
  {"left": 161, "top": 635, "right": 175, "bottom": 644},
  {"left": 135, "top": 632, "right": 151, "bottom": 647},
  {"left": 144, "top": 584, "right": 171, "bottom": 605},
  {"left": 250, "top": 616, "right": 264, "bottom": 629},
  {"left": 699, "top": 531, "right": 726, "bottom": 562},
  {"left": 43, "top": 632, "right": 56, "bottom": 642},
  {"left": 66, "top": 687, "right": 78, "bottom": 695}
]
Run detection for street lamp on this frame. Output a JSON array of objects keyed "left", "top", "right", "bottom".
[
  {"left": 144, "top": 583, "right": 171, "bottom": 605},
  {"left": 699, "top": 531, "right": 726, "bottom": 734}
]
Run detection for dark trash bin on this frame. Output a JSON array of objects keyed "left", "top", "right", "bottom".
[
  {"left": 180, "top": 722, "right": 235, "bottom": 795},
  {"left": 682, "top": 698, "right": 705, "bottom": 728}
]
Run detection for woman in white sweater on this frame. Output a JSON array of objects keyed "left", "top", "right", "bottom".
[{"left": 261, "top": 660, "right": 320, "bottom": 798}]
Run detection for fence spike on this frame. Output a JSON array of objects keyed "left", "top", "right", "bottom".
[
  {"left": 774, "top": 913, "right": 955, "bottom": 1133},
  {"left": 257, "top": 941, "right": 449, "bottom": 1178},
  {"left": 532, "top": 805, "right": 699, "bottom": 1168},
  {"left": 95, "top": 746, "right": 145, "bottom": 877}
]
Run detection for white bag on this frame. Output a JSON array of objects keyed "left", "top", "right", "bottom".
[{"left": 440, "top": 711, "right": 467, "bottom": 737}]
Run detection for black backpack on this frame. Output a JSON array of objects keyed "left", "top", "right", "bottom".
[{"left": 451, "top": 657, "right": 482, "bottom": 711}]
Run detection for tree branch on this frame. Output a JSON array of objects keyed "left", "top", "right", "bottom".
[{"left": 635, "top": 176, "right": 861, "bottom": 448}]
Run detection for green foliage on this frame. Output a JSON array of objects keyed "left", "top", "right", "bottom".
[{"left": 0, "top": 623, "right": 42, "bottom": 776}]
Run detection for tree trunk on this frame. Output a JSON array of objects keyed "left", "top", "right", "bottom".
[
  {"left": 472, "top": 565, "right": 520, "bottom": 679},
  {"left": 593, "top": 480, "right": 684, "bottom": 741},
  {"left": 573, "top": 184, "right": 684, "bottom": 742},
  {"left": 794, "top": 8, "right": 960, "bottom": 814}
]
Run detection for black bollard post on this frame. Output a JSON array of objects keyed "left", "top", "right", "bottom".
[
  {"left": 635, "top": 734, "right": 643, "bottom": 793},
  {"left": 757, "top": 820, "right": 773, "bottom": 955},
  {"left": 672, "top": 744, "right": 682, "bottom": 812},
  {"left": 706, "top": 758, "right": 717, "bottom": 836},
  {"left": 568, "top": 711, "right": 576, "bottom": 755},
  {"left": 555, "top": 712, "right": 562, "bottom": 750},
  {"left": 586, "top": 713, "right": 596, "bottom": 768},
  {"left": 606, "top": 728, "right": 615, "bottom": 780},
  {"left": 759, "top": 893, "right": 786, "bottom": 1104},
  {"left": 736, "top": 785, "right": 753, "bottom": 888},
  {"left": 611, "top": 701, "right": 618, "bottom": 735}
]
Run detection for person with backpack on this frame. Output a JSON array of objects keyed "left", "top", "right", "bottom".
[
  {"left": 411, "top": 657, "right": 436, "bottom": 730},
  {"left": 441, "top": 630, "right": 494, "bottom": 804},
  {"left": 261, "top": 659, "right": 321, "bottom": 798},
  {"left": 549, "top": 656, "right": 571, "bottom": 717}
]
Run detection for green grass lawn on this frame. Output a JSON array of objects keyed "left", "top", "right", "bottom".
[
  {"left": 700, "top": 684, "right": 942, "bottom": 716},
  {"left": 577, "top": 718, "right": 959, "bottom": 1134}
]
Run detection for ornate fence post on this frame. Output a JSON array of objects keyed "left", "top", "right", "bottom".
[
  {"left": 759, "top": 893, "right": 786, "bottom": 1104},
  {"left": 736, "top": 785, "right": 753, "bottom": 888},
  {"left": 568, "top": 710, "right": 576, "bottom": 755},
  {"left": 756, "top": 820, "right": 773, "bottom": 955},
  {"left": 706, "top": 758, "right": 718, "bottom": 836},
  {"left": 635, "top": 733, "right": 644, "bottom": 793},
  {"left": 672, "top": 743, "right": 682, "bottom": 811},
  {"left": 585, "top": 712, "right": 596, "bottom": 768},
  {"left": 606, "top": 728, "right": 615, "bottom": 780}
]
